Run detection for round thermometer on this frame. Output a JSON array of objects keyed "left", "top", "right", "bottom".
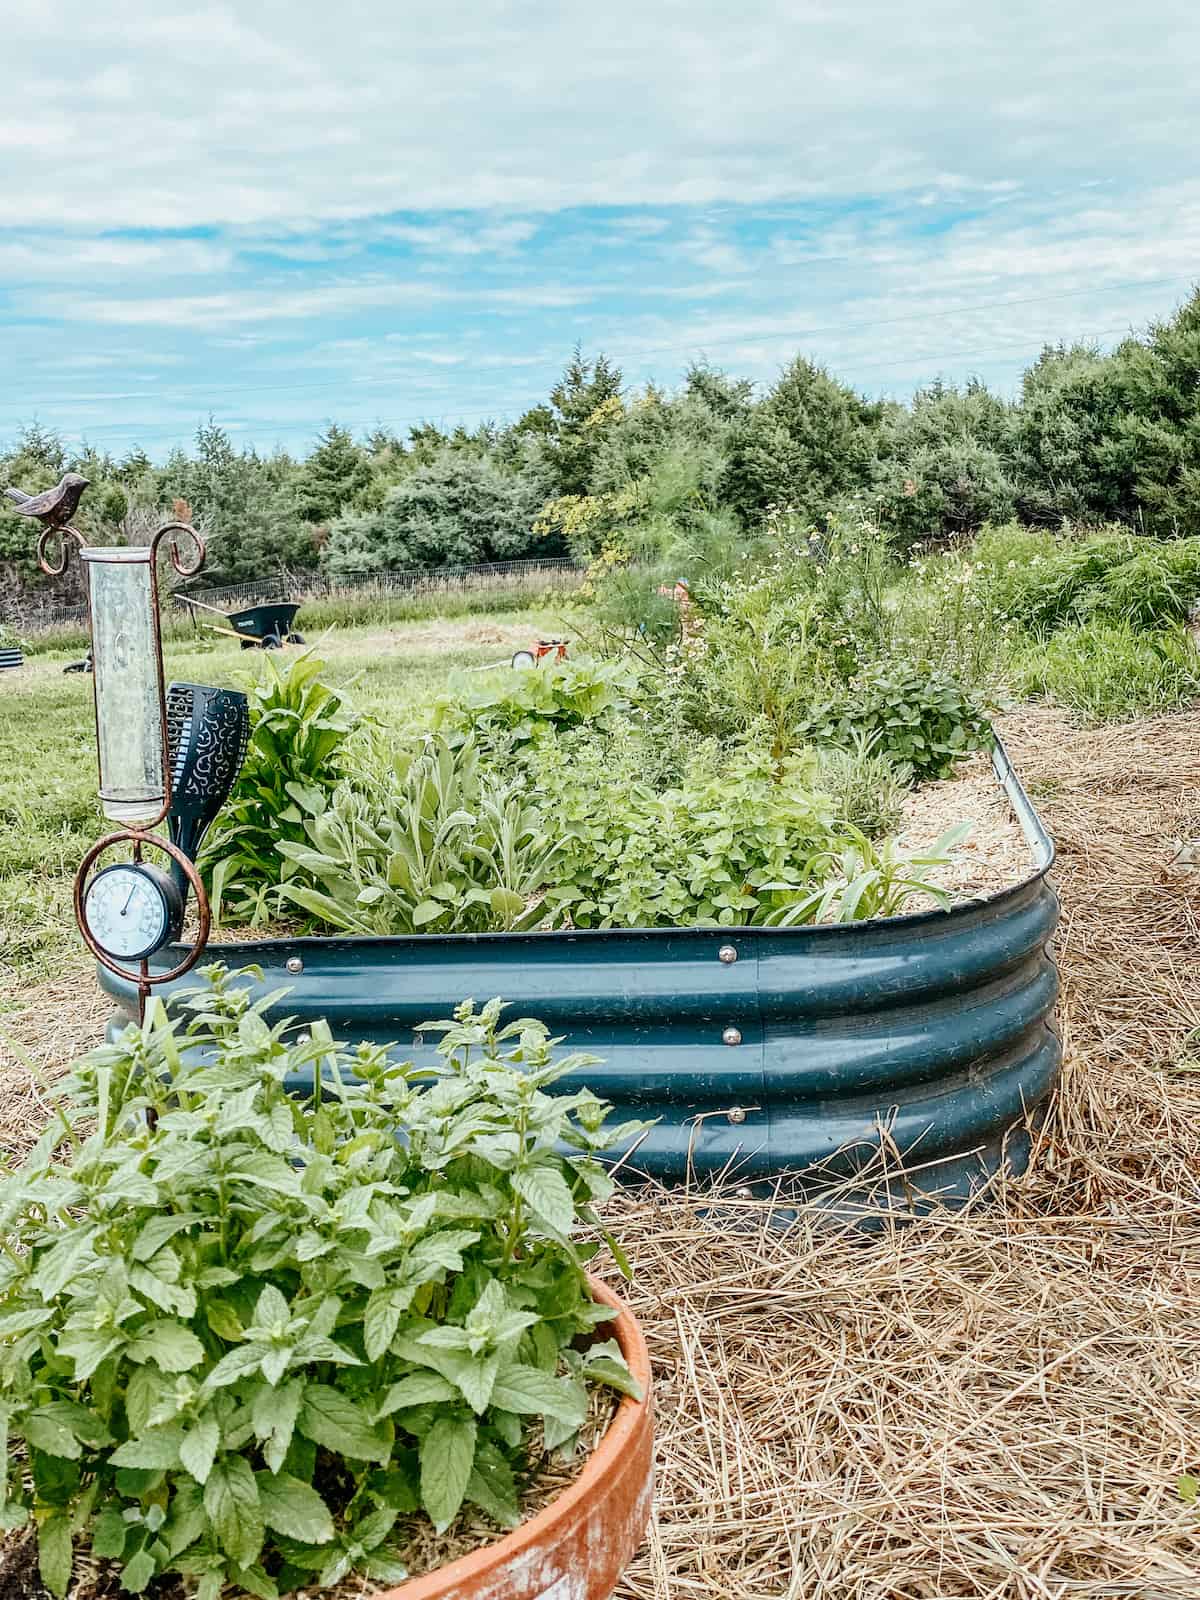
[{"left": 82, "top": 862, "right": 185, "bottom": 963}]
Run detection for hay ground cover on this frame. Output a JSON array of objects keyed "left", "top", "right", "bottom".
[{"left": 0, "top": 615, "right": 1198, "bottom": 1597}]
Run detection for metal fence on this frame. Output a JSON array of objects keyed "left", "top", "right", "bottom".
[
  {"left": 5, "top": 557, "right": 584, "bottom": 633},
  {"left": 175, "top": 556, "right": 583, "bottom": 614}
]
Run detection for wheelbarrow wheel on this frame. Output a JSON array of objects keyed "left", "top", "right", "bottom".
[
  {"left": 287, "top": 632, "right": 306, "bottom": 645},
  {"left": 511, "top": 649, "right": 536, "bottom": 669},
  {"left": 262, "top": 633, "right": 283, "bottom": 650}
]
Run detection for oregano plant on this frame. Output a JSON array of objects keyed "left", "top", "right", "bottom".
[{"left": 0, "top": 969, "right": 646, "bottom": 1597}]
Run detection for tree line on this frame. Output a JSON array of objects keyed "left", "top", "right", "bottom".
[{"left": 4, "top": 287, "right": 1200, "bottom": 599}]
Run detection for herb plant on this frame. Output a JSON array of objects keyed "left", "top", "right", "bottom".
[
  {"left": 761, "top": 822, "right": 971, "bottom": 925},
  {"left": 202, "top": 652, "right": 358, "bottom": 925},
  {"left": 277, "top": 735, "right": 559, "bottom": 934},
  {"left": 431, "top": 656, "right": 637, "bottom": 751},
  {"left": 0, "top": 970, "right": 644, "bottom": 1598},
  {"left": 798, "top": 660, "right": 993, "bottom": 783}
]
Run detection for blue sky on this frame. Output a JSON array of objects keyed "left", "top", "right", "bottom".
[{"left": 3, "top": 1, "right": 1199, "bottom": 459}]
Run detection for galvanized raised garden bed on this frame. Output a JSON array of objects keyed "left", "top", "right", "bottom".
[{"left": 101, "top": 741, "right": 1058, "bottom": 1210}]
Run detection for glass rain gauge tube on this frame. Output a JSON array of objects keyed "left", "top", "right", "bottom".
[{"left": 82, "top": 547, "right": 167, "bottom": 827}]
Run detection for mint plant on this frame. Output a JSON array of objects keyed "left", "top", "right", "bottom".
[{"left": 0, "top": 971, "right": 645, "bottom": 1598}]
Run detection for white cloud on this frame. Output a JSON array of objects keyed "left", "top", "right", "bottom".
[
  {"left": 32, "top": 276, "right": 595, "bottom": 329},
  {"left": 4, "top": 2, "right": 1197, "bottom": 228}
]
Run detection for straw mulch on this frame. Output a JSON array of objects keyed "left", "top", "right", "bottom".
[
  {"left": 611, "top": 707, "right": 1200, "bottom": 1600},
  {"left": 1, "top": 709, "right": 1199, "bottom": 1597}
]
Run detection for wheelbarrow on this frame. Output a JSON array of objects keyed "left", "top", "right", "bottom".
[{"left": 182, "top": 596, "right": 305, "bottom": 649}]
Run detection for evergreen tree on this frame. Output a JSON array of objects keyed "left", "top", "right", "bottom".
[
  {"left": 542, "top": 347, "right": 624, "bottom": 496},
  {"left": 295, "top": 424, "right": 374, "bottom": 523},
  {"left": 721, "top": 356, "right": 879, "bottom": 527}
]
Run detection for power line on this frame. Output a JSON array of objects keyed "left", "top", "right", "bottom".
[{"left": 1, "top": 270, "right": 1187, "bottom": 419}]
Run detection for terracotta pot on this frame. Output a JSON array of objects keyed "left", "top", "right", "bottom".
[{"left": 376, "top": 1276, "right": 654, "bottom": 1600}]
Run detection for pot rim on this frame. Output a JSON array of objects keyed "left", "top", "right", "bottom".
[{"left": 372, "top": 1272, "right": 653, "bottom": 1600}]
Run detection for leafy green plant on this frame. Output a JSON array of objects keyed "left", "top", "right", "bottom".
[
  {"left": 278, "top": 736, "right": 559, "bottom": 934},
  {"left": 527, "top": 738, "right": 842, "bottom": 928},
  {"left": 431, "top": 656, "right": 637, "bottom": 750},
  {"left": 0, "top": 971, "right": 644, "bottom": 1598},
  {"left": 201, "top": 653, "right": 358, "bottom": 925},
  {"left": 798, "top": 660, "right": 992, "bottom": 782},
  {"left": 810, "top": 730, "right": 911, "bottom": 837},
  {"left": 760, "top": 822, "right": 971, "bottom": 925},
  {"left": 663, "top": 576, "right": 835, "bottom": 762}
]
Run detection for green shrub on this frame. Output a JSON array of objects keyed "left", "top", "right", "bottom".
[
  {"left": 323, "top": 449, "right": 551, "bottom": 575},
  {"left": 1011, "top": 622, "right": 1200, "bottom": 722},
  {"left": 432, "top": 656, "right": 637, "bottom": 750},
  {"left": 797, "top": 661, "right": 993, "bottom": 782},
  {"left": 201, "top": 653, "right": 358, "bottom": 925},
  {"left": 529, "top": 741, "right": 840, "bottom": 928},
  {"left": 0, "top": 972, "right": 643, "bottom": 1598}
]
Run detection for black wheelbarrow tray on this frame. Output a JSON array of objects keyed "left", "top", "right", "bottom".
[
  {"left": 225, "top": 601, "right": 304, "bottom": 649},
  {"left": 99, "top": 739, "right": 1059, "bottom": 1217}
]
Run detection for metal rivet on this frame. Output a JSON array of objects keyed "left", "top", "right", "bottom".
[
  {"left": 727, "top": 1105, "right": 747, "bottom": 1124},
  {"left": 722, "top": 1026, "right": 742, "bottom": 1047},
  {"left": 285, "top": 956, "right": 303, "bottom": 975},
  {"left": 718, "top": 944, "right": 738, "bottom": 965}
]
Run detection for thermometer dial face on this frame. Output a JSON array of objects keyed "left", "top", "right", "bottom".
[{"left": 82, "top": 863, "right": 183, "bottom": 962}]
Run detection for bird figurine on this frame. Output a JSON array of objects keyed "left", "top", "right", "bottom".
[{"left": 4, "top": 472, "right": 90, "bottom": 528}]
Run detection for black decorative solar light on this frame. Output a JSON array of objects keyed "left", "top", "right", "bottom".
[{"left": 166, "top": 682, "right": 250, "bottom": 898}]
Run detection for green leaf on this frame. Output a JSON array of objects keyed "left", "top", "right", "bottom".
[
  {"left": 120, "top": 1547, "right": 157, "bottom": 1593},
  {"left": 419, "top": 1415, "right": 477, "bottom": 1532},
  {"left": 450, "top": 1350, "right": 501, "bottom": 1416},
  {"left": 489, "top": 887, "right": 526, "bottom": 920},
  {"left": 109, "top": 1426, "right": 186, "bottom": 1470},
  {"left": 206, "top": 1300, "right": 246, "bottom": 1342},
  {"left": 32, "top": 1227, "right": 97, "bottom": 1300},
  {"left": 204, "top": 1343, "right": 267, "bottom": 1390},
  {"left": 490, "top": 1364, "right": 588, "bottom": 1425},
  {"left": 180, "top": 1416, "right": 221, "bottom": 1485},
  {"left": 466, "top": 1441, "right": 521, "bottom": 1529},
  {"left": 231, "top": 1563, "right": 279, "bottom": 1600},
  {"left": 364, "top": 1287, "right": 412, "bottom": 1363},
  {"left": 581, "top": 1340, "right": 643, "bottom": 1400},
  {"left": 37, "top": 1512, "right": 72, "bottom": 1598},
  {"left": 260, "top": 1101, "right": 296, "bottom": 1153},
  {"left": 298, "top": 1385, "right": 392, "bottom": 1464},
  {"left": 1180, "top": 1473, "right": 1199, "bottom": 1505},
  {"left": 412, "top": 898, "right": 445, "bottom": 927},
  {"left": 92, "top": 1507, "right": 128, "bottom": 1560},
  {"left": 204, "top": 1455, "right": 264, "bottom": 1568},
  {"left": 254, "top": 1378, "right": 304, "bottom": 1476},
  {"left": 602, "top": 1229, "right": 634, "bottom": 1281},
  {"left": 256, "top": 1471, "right": 335, "bottom": 1544},
  {"left": 126, "top": 1321, "right": 206, "bottom": 1373},
  {"left": 24, "top": 1414, "right": 81, "bottom": 1461},
  {"left": 132, "top": 1213, "right": 201, "bottom": 1261},
  {"left": 512, "top": 1164, "right": 576, "bottom": 1236},
  {"left": 375, "top": 1372, "right": 458, "bottom": 1418}
]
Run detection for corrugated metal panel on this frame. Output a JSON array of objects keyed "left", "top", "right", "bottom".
[{"left": 100, "top": 741, "right": 1058, "bottom": 1211}]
